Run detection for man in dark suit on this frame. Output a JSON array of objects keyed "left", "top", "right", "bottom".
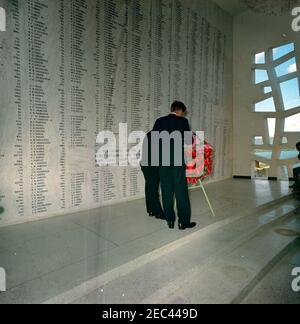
[
  {"left": 152, "top": 101, "right": 196, "bottom": 230},
  {"left": 140, "top": 132, "right": 165, "bottom": 219}
]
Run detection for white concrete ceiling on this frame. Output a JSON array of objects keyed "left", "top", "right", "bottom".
[{"left": 213, "top": 0, "right": 248, "bottom": 16}]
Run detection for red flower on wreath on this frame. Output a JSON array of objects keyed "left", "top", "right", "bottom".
[{"left": 185, "top": 134, "right": 214, "bottom": 185}]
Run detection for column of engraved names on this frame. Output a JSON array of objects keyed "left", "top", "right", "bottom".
[
  {"left": 92, "top": 0, "right": 101, "bottom": 203},
  {"left": 149, "top": 0, "right": 165, "bottom": 122},
  {"left": 103, "top": 0, "right": 118, "bottom": 132},
  {"left": 171, "top": 0, "right": 184, "bottom": 101},
  {"left": 206, "top": 27, "right": 226, "bottom": 150},
  {"left": 12, "top": 0, "right": 25, "bottom": 217},
  {"left": 211, "top": 29, "right": 226, "bottom": 106},
  {"left": 129, "top": 0, "right": 143, "bottom": 197},
  {"left": 117, "top": 1, "right": 130, "bottom": 200},
  {"left": 100, "top": 0, "right": 121, "bottom": 202},
  {"left": 27, "top": 0, "right": 52, "bottom": 214},
  {"left": 193, "top": 15, "right": 205, "bottom": 131},
  {"left": 70, "top": 0, "right": 87, "bottom": 148},
  {"left": 58, "top": 0, "right": 66, "bottom": 208},
  {"left": 69, "top": 0, "right": 88, "bottom": 208},
  {"left": 185, "top": 9, "right": 198, "bottom": 125},
  {"left": 92, "top": 0, "right": 121, "bottom": 203},
  {"left": 200, "top": 18, "right": 211, "bottom": 133},
  {"left": 129, "top": 0, "right": 143, "bottom": 133},
  {"left": 121, "top": 2, "right": 131, "bottom": 199},
  {"left": 211, "top": 29, "right": 226, "bottom": 181}
]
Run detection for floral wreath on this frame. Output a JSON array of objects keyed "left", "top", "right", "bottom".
[{"left": 185, "top": 134, "right": 214, "bottom": 185}]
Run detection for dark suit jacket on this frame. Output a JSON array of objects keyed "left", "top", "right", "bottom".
[
  {"left": 153, "top": 114, "right": 191, "bottom": 136},
  {"left": 152, "top": 114, "right": 192, "bottom": 167}
]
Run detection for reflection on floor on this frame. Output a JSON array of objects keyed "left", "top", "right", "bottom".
[{"left": 0, "top": 179, "right": 298, "bottom": 304}]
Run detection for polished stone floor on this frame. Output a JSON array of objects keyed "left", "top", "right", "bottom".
[
  {"left": 242, "top": 241, "right": 300, "bottom": 304},
  {"left": 0, "top": 179, "right": 293, "bottom": 303}
]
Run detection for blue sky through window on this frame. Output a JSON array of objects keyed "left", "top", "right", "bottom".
[
  {"left": 255, "top": 69, "right": 269, "bottom": 84},
  {"left": 275, "top": 57, "right": 297, "bottom": 77},
  {"left": 272, "top": 43, "right": 294, "bottom": 61},
  {"left": 264, "top": 86, "right": 272, "bottom": 94},
  {"left": 253, "top": 43, "right": 300, "bottom": 174},
  {"left": 254, "top": 150, "right": 272, "bottom": 160},
  {"left": 255, "top": 52, "right": 265, "bottom": 64},
  {"left": 254, "top": 97, "right": 276, "bottom": 112},
  {"left": 279, "top": 150, "right": 299, "bottom": 160},
  {"left": 280, "top": 78, "right": 300, "bottom": 110}
]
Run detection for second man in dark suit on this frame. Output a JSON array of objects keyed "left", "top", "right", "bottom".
[{"left": 141, "top": 131, "right": 165, "bottom": 219}]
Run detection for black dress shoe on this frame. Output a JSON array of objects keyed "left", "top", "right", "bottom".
[
  {"left": 168, "top": 221, "right": 175, "bottom": 229},
  {"left": 178, "top": 222, "right": 197, "bottom": 230}
]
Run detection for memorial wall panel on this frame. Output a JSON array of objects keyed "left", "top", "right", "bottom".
[{"left": 0, "top": 0, "right": 233, "bottom": 225}]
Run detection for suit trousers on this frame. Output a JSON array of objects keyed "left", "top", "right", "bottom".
[
  {"left": 159, "top": 166, "right": 191, "bottom": 224},
  {"left": 141, "top": 166, "right": 164, "bottom": 216}
]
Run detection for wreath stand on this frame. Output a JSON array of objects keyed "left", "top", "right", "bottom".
[
  {"left": 174, "top": 178, "right": 216, "bottom": 218},
  {"left": 198, "top": 178, "right": 216, "bottom": 218}
]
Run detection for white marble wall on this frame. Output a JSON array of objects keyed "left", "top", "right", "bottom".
[{"left": 0, "top": 0, "right": 233, "bottom": 226}]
